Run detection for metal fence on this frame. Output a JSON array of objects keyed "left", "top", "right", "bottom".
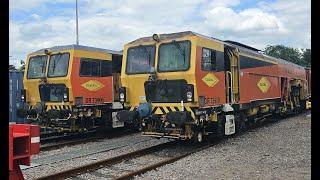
[{"left": 9, "top": 70, "right": 27, "bottom": 123}]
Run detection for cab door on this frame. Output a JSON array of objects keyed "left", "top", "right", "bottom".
[{"left": 224, "top": 46, "right": 240, "bottom": 104}]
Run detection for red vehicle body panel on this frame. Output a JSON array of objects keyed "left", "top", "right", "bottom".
[{"left": 71, "top": 57, "right": 113, "bottom": 105}]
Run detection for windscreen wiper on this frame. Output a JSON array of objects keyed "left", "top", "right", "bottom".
[
  {"left": 51, "top": 53, "right": 62, "bottom": 73},
  {"left": 41, "top": 56, "right": 48, "bottom": 74},
  {"left": 140, "top": 45, "right": 151, "bottom": 66},
  {"left": 172, "top": 40, "right": 186, "bottom": 64}
]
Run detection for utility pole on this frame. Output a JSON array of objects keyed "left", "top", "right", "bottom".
[{"left": 76, "top": 0, "right": 79, "bottom": 45}]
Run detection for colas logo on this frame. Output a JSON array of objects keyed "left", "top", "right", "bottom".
[
  {"left": 202, "top": 73, "right": 219, "bottom": 87},
  {"left": 257, "top": 77, "right": 271, "bottom": 93},
  {"left": 81, "top": 80, "right": 105, "bottom": 91}
]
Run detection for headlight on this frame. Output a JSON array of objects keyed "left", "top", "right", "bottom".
[
  {"left": 119, "top": 87, "right": 126, "bottom": 103},
  {"left": 187, "top": 92, "right": 192, "bottom": 99},
  {"left": 186, "top": 84, "right": 194, "bottom": 102},
  {"left": 21, "top": 89, "right": 26, "bottom": 102},
  {"left": 63, "top": 88, "right": 69, "bottom": 102}
]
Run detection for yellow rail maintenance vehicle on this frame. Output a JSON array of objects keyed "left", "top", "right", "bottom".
[
  {"left": 17, "top": 45, "right": 124, "bottom": 133},
  {"left": 117, "top": 31, "right": 311, "bottom": 142}
]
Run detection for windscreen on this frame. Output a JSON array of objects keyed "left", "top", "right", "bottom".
[
  {"left": 27, "top": 55, "right": 48, "bottom": 79},
  {"left": 158, "top": 40, "right": 191, "bottom": 72},
  {"left": 48, "top": 53, "right": 70, "bottom": 77},
  {"left": 144, "top": 79, "right": 188, "bottom": 103},
  {"left": 39, "top": 84, "right": 66, "bottom": 102},
  {"left": 126, "top": 45, "right": 155, "bottom": 74}
]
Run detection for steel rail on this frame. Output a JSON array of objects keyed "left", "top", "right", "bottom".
[
  {"left": 40, "top": 137, "right": 97, "bottom": 151},
  {"left": 40, "top": 130, "right": 97, "bottom": 144},
  {"left": 35, "top": 141, "right": 177, "bottom": 180},
  {"left": 114, "top": 142, "right": 217, "bottom": 180},
  {"left": 40, "top": 128, "right": 136, "bottom": 151}
]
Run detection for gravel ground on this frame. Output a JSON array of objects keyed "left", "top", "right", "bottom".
[
  {"left": 136, "top": 112, "right": 311, "bottom": 180},
  {"left": 23, "top": 133, "right": 168, "bottom": 179},
  {"left": 75, "top": 142, "right": 197, "bottom": 180},
  {"left": 31, "top": 133, "right": 149, "bottom": 165}
]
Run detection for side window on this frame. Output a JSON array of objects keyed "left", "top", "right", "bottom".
[
  {"left": 79, "top": 60, "right": 91, "bottom": 76},
  {"left": 101, "top": 61, "right": 112, "bottom": 76},
  {"left": 201, "top": 48, "right": 216, "bottom": 71},
  {"left": 91, "top": 61, "right": 100, "bottom": 76},
  {"left": 112, "top": 55, "right": 122, "bottom": 73},
  {"left": 80, "top": 58, "right": 112, "bottom": 77}
]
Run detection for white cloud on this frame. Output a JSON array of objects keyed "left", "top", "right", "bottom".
[
  {"left": 206, "top": 0, "right": 240, "bottom": 9},
  {"left": 204, "top": 7, "right": 287, "bottom": 35},
  {"left": 10, "top": 0, "right": 49, "bottom": 10},
  {"left": 31, "top": 13, "right": 41, "bottom": 21},
  {"left": 9, "top": 0, "right": 311, "bottom": 67},
  {"left": 10, "top": 0, "right": 74, "bottom": 10},
  {"left": 257, "top": 0, "right": 311, "bottom": 49}
]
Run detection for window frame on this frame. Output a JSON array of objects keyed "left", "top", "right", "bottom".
[
  {"left": 79, "top": 58, "right": 112, "bottom": 77},
  {"left": 26, "top": 55, "right": 49, "bottom": 79},
  {"left": 125, "top": 45, "right": 156, "bottom": 75},
  {"left": 157, "top": 40, "right": 191, "bottom": 73},
  {"left": 47, "top": 52, "right": 71, "bottom": 78},
  {"left": 201, "top": 47, "right": 217, "bottom": 72}
]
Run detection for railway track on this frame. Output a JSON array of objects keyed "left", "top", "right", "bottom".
[
  {"left": 40, "top": 128, "right": 136, "bottom": 151},
  {"left": 40, "top": 129, "right": 98, "bottom": 144},
  {"left": 33, "top": 111, "right": 310, "bottom": 179},
  {"left": 40, "top": 137, "right": 97, "bottom": 151},
  {"left": 24, "top": 135, "right": 157, "bottom": 174},
  {"left": 35, "top": 139, "right": 218, "bottom": 180},
  {"left": 114, "top": 141, "right": 217, "bottom": 180}
]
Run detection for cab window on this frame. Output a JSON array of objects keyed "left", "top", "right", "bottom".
[
  {"left": 48, "top": 53, "right": 70, "bottom": 77},
  {"left": 158, "top": 40, "right": 191, "bottom": 72},
  {"left": 27, "top": 55, "right": 48, "bottom": 79},
  {"left": 79, "top": 58, "right": 112, "bottom": 77},
  {"left": 126, "top": 45, "right": 155, "bottom": 74},
  {"left": 201, "top": 48, "right": 216, "bottom": 71}
]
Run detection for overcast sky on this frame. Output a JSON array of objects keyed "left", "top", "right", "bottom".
[{"left": 9, "top": 0, "right": 311, "bottom": 67}]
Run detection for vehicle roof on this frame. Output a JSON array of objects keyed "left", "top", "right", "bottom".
[
  {"left": 29, "top": 44, "right": 122, "bottom": 56},
  {"left": 128, "top": 31, "right": 305, "bottom": 70}
]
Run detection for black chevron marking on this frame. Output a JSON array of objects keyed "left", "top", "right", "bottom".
[
  {"left": 159, "top": 107, "right": 166, "bottom": 114},
  {"left": 152, "top": 107, "right": 157, "bottom": 114}
]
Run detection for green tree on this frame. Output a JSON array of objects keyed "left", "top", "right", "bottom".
[
  {"left": 301, "top": 49, "right": 311, "bottom": 68},
  {"left": 264, "top": 45, "right": 303, "bottom": 65},
  {"left": 19, "top": 60, "right": 25, "bottom": 71},
  {"left": 9, "top": 64, "right": 17, "bottom": 70}
]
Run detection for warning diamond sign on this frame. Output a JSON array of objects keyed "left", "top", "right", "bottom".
[
  {"left": 257, "top": 77, "right": 271, "bottom": 93},
  {"left": 202, "top": 73, "right": 219, "bottom": 87}
]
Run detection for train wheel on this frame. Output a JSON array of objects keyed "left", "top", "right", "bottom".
[
  {"left": 235, "top": 113, "right": 246, "bottom": 134},
  {"left": 215, "top": 117, "right": 225, "bottom": 138},
  {"left": 193, "top": 131, "right": 204, "bottom": 143},
  {"left": 197, "top": 131, "right": 203, "bottom": 143}
]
